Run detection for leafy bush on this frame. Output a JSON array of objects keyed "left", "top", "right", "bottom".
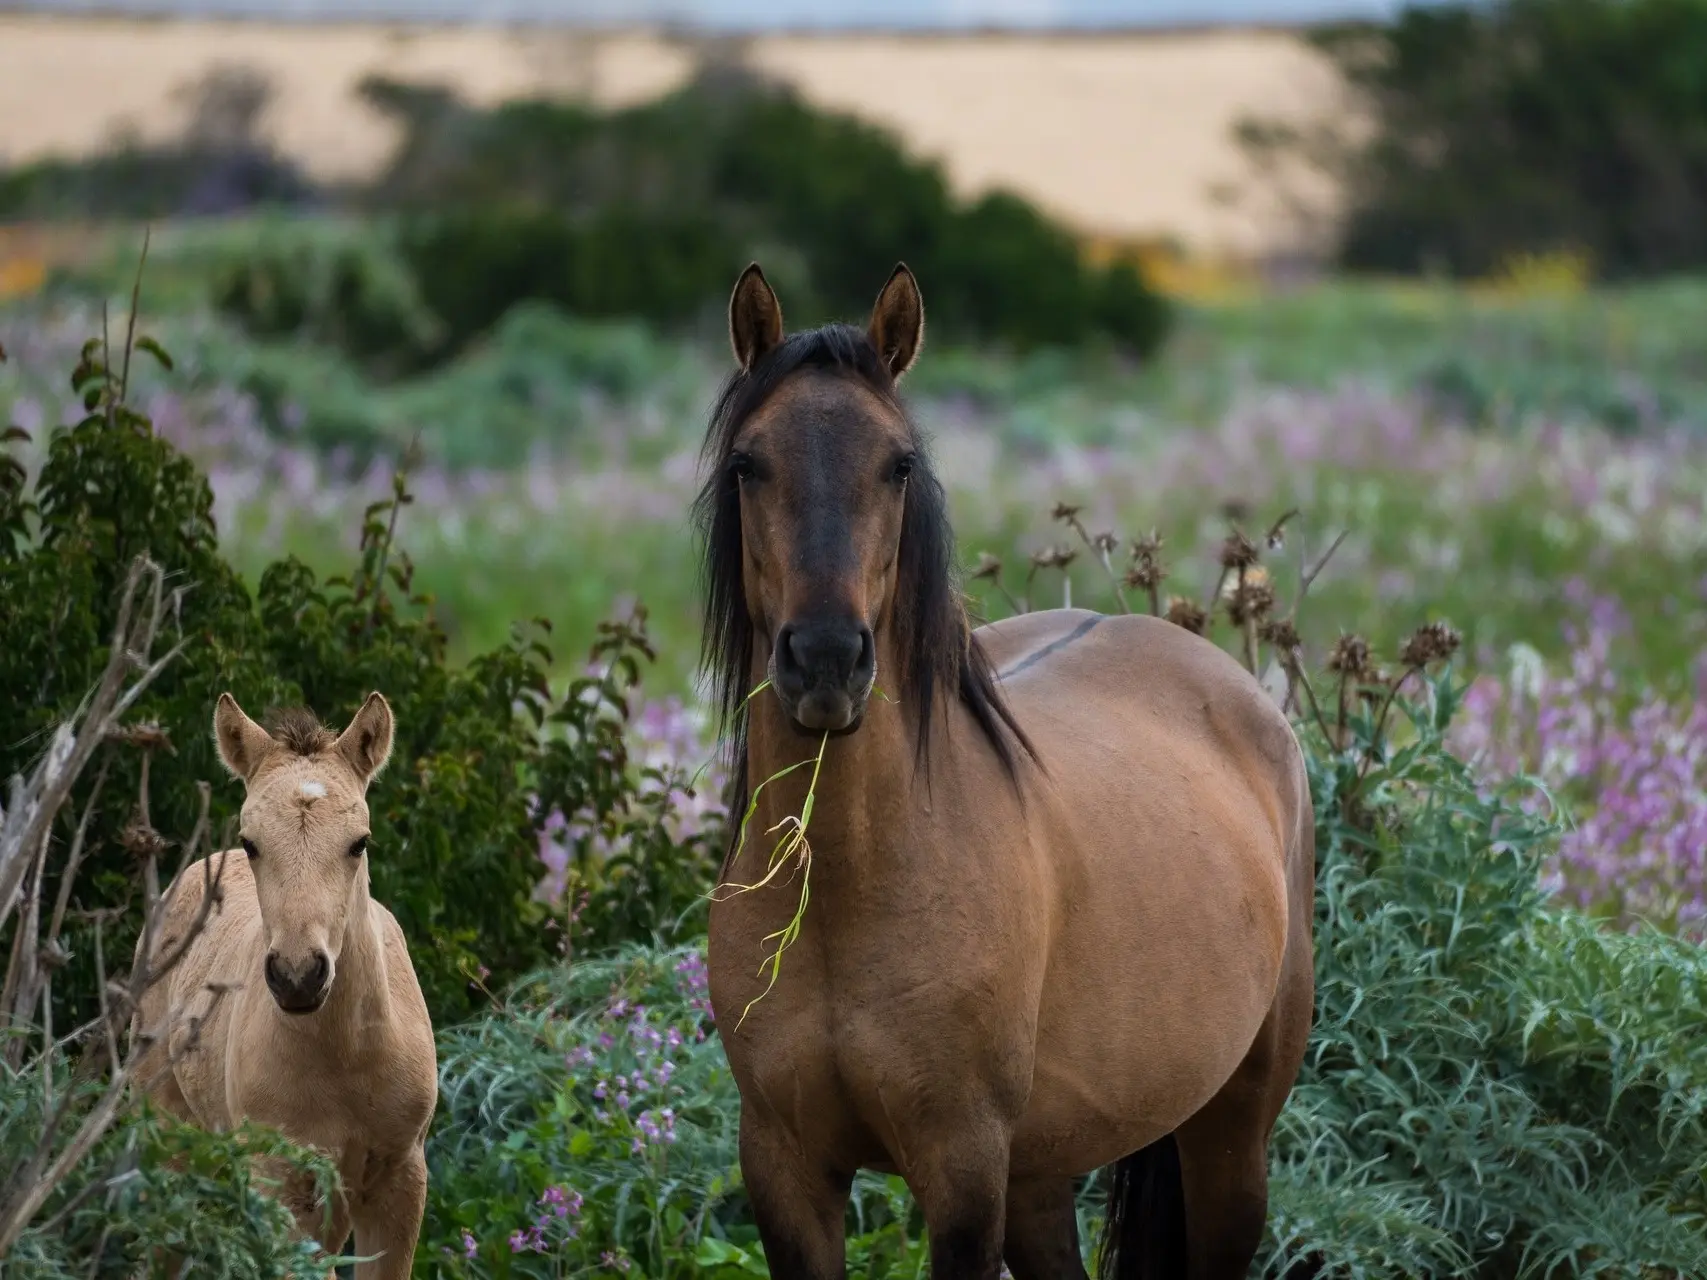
[
  {"left": 210, "top": 218, "right": 444, "bottom": 377},
  {"left": 0, "top": 1086, "right": 339, "bottom": 1278},
  {"left": 398, "top": 206, "right": 742, "bottom": 355},
  {"left": 2, "top": 1067, "right": 340, "bottom": 1275},
  {"left": 0, "top": 145, "right": 315, "bottom": 222},
  {"left": 359, "top": 69, "right": 1170, "bottom": 360},
  {"left": 1309, "top": 0, "right": 1707, "bottom": 276},
  {"left": 0, "top": 308, "right": 722, "bottom": 1035},
  {"left": 422, "top": 946, "right": 940, "bottom": 1279},
  {"left": 1265, "top": 677, "right": 1707, "bottom": 1276}
]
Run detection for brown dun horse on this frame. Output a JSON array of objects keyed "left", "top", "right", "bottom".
[{"left": 698, "top": 263, "right": 1314, "bottom": 1280}]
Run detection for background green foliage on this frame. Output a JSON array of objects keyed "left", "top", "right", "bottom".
[
  {"left": 1263, "top": 677, "right": 1707, "bottom": 1276},
  {"left": 1311, "top": 0, "right": 1707, "bottom": 276},
  {"left": 63, "top": 66, "right": 1171, "bottom": 364},
  {"left": 0, "top": 332, "right": 721, "bottom": 1036},
  {"left": 0, "top": 1087, "right": 339, "bottom": 1279}
]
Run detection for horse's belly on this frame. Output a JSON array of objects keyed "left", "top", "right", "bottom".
[
  {"left": 1008, "top": 841, "right": 1290, "bottom": 1177},
  {"left": 1009, "top": 1007, "right": 1259, "bottom": 1178}
]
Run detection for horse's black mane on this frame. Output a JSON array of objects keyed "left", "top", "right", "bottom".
[{"left": 692, "top": 322, "right": 1034, "bottom": 834}]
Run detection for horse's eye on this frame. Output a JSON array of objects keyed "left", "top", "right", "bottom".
[
  {"left": 730, "top": 453, "right": 754, "bottom": 482},
  {"left": 348, "top": 836, "right": 368, "bottom": 859},
  {"left": 241, "top": 838, "right": 258, "bottom": 859},
  {"left": 892, "top": 454, "right": 915, "bottom": 483}
]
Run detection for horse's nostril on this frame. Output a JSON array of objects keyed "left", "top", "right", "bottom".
[
  {"left": 780, "top": 621, "right": 871, "bottom": 690},
  {"left": 265, "top": 951, "right": 330, "bottom": 1007},
  {"left": 787, "top": 627, "right": 813, "bottom": 677}
]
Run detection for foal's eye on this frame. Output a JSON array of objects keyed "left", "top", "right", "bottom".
[
  {"left": 241, "top": 838, "right": 258, "bottom": 859},
  {"left": 348, "top": 836, "right": 368, "bottom": 859},
  {"left": 729, "top": 453, "right": 754, "bottom": 482},
  {"left": 891, "top": 454, "right": 916, "bottom": 483}
]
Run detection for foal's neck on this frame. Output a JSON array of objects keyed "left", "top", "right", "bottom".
[{"left": 313, "top": 871, "right": 391, "bottom": 1040}]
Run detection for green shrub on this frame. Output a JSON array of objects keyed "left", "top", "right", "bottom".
[
  {"left": 210, "top": 218, "right": 444, "bottom": 376},
  {"left": 0, "top": 315, "right": 722, "bottom": 1035},
  {"left": 1308, "top": 0, "right": 1707, "bottom": 276},
  {"left": 399, "top": 206, "right": 741, "bottom": 354},
  {"left": 191, "top": 297, "right": 707, "bottom": 467},
  {"left": 1263, "top": 675, "right": 1707, "bottom": 1276},
  {"left": 422, "top": 946, "right": 937, "bottom": 1279},
  {"left": 0, "top": 1080, "right": 338, "bottom": 1278},
  {"left": 981, "top": 509, "right": 1707, "bottom": 1271},
  {"left": 356, "top": 70, "right": 1170, "bottom": 360},
  {"left": 0, "top": 145, "right": 314, "bottom": 222}
]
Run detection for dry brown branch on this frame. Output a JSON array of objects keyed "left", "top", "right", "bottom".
[
  {"left": 1292, "top": 528, "right": 1350, "bottom": 621},
  {"left": 0, "top": 558, "right": 185, "bottom": 929},
  {"left": 0, "top": 554, "right": 231, "bottom": 1257},
  {"left": 1055, "top": 504, "right": 1131, "bottom": 614}
]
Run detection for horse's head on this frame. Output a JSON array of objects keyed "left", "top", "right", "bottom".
[
  {"left": 705, "top": 262, "right": 928, "bottom": 736},
  {"left": 213, "top": 692, "right": 393, "bottom": 1015}
]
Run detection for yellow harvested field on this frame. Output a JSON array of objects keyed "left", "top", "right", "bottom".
[{"left": 0, "top": 15, "right": 1351, "bottom": 258}]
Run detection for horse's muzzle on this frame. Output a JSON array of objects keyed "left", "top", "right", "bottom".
[
  {"left": 265, "top": 950, "right": 331, "bottom": 1014},
  {"left": 772, "top": 619, "right": 875, "bottom": 733}
]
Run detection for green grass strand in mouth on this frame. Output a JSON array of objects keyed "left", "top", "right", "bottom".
[{"left": 708, "top": 695, "right": 831, "bottom": 1029}]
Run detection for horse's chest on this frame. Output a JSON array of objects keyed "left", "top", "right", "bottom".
[{"left": 728, "top": 966, "right": 1035, "bottom": 1170}]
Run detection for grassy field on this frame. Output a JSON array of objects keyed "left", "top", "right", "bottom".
[
  {"left": 4, "top": 227, "right": 1706, "bottom": 708},
  {"left": 10, "top": 269, "right": 1706, "bottom": 699}
]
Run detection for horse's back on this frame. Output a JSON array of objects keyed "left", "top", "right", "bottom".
[
  {"left": 981, "top": 609, "right": 1303, "bottom": 786},
  {"left": 973, "top": 609, "right": 1311, "bottom": 1175}
]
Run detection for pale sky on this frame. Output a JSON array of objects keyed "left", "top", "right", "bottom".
[{"left": 5, "top": 0, "right": 1447, "bottom": 26}]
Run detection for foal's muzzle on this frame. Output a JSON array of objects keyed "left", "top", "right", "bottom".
[
  {"left": 772, "top": 619, "right": 876, "bottom": 733},
  {"left": 265, "top": 950, "right": 331, "bottom": 1014}
]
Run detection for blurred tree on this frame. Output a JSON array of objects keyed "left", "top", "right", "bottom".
[{"left": 1299, "top": 0, "right": 1707, "bottom": 276}]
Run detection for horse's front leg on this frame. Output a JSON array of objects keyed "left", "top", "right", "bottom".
[
  {"left": 740, "top": 1112, "right": 852, "bottom": 1280},
  {"left": 909, "top": 1108, "right": 1014, "bottom": 1280},
  {"left": 350, "top": 1145, "right": 427, "bottom": 1279}
]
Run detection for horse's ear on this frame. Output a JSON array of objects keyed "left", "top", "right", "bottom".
[
  {"left": 729, "top": 262, "right": 784, "bottom": 372},
  {"left": 214, "top": 692, "right": 273, "bottom": 784},
  {"left": 867, "top": 262, "right": 924, "bottom": 380},
  {"left": 334, "top": 692, "right": 394, "bottom": 786}
]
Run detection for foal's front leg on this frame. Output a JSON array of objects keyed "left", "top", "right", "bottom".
[
  {"left": 740, "top": 1114, "right": 852, "bottom": 1280},
  {"left": 351, "top": 1145, "right": 427, "bottom": 1279}
]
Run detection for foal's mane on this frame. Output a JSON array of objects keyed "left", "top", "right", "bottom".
[
  {"left": 264, "top": 707, "right": 335, "bottom": 757},
  {"left": 692, "top": 322, "right": 1034, "bottom": 831}
]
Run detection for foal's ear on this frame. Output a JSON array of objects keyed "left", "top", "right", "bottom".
[
  {"left": 867, "top": 262, "right": 924, "bottom": 380},
  {"left": 214, "top": 692, "right": 274, "bottom": 784},
  {"left": 334, "top": 692, "right": 394, "bottom": 786},
  {"left": 729, "top": 262, "right": 784, "bottom": 372}
]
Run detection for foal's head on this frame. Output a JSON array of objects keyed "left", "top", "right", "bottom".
[
  {"left": 696, "top": 263, "right": 1027, "bottom": 776},
  {"left": 213, "top": 692, "right": 394, "bottom": 1015}
]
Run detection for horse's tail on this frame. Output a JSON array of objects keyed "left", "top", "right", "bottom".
[{"left": 1095, "top": 1133, "right": 1188, "bottom": 1280}]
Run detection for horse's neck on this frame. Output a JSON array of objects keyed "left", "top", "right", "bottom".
[{"left": 745, "top": 688, "right": 919, "bottom": 882}]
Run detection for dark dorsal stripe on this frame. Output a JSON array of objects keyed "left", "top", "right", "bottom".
[{"left": 996, "top": 614, "right": 1105, "bottom": 682}]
